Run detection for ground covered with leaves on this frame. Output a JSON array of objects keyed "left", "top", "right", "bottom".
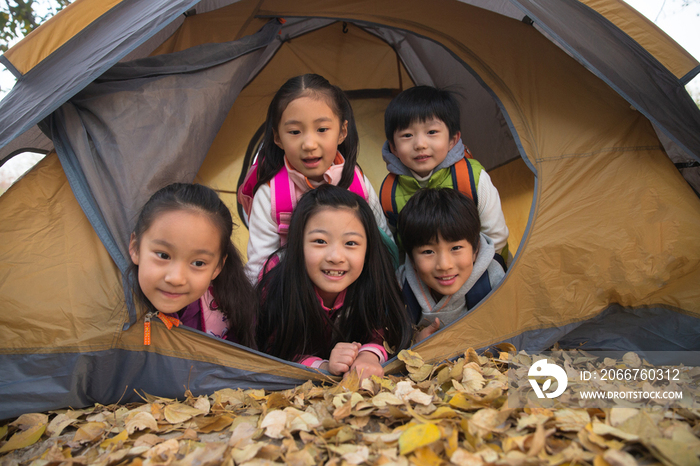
[{"left": 1, "top": 348, "right": 699, "bottom": 466}]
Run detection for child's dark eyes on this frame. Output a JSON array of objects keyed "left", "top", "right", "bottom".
[
  {"left": 418, "top": 249, "right": 434, "bottom": 255},
  {"left": 288, "top": 130, "right": 301, "bottom": 135},
  {"left": 311, "top": 238, "right": 327, "bottom": 245},
  {"left": 427, "top": 129, "right": 439, "bottom": 135},
  {"left": 192, "top": 260, "right": 206, "bottom": 267},
  {"left": 318, "top": 127, "right": 330, "bottom": 133},
  {"left": 451, "top": 245, "right": 463, "bottom": 251},
  {"left": 155, "top": 252, "right": 170, "bottom": 260},
  {"left": 345, "top": 240, "right": 359, "bottom": 246}
]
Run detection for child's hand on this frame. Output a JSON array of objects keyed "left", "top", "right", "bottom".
[
  {"left": 415, "top": 318, "right": 441, "bottom": 342},
  {"left": 327, "top": 342, "right": 362, "bottom": 375},
  {"left": 348, "top": 351, "right": 384, "bottom": 380}
]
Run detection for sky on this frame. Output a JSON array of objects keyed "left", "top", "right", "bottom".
[{"left": 1, "top": 0, "right": 699, "bottom": 188}]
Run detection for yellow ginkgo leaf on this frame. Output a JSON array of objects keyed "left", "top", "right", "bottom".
[
  {"left": 0, "top": 424, "right": 46, "bottom": 453},
  {"left": 411, "top": 445, "right": 443, "bottom": 466},
  {"left": 99, "top": 429, "right": 129, "bottom": 449},
  {"left": 398, "top": 423, "right": 441, "bottom": 455}
]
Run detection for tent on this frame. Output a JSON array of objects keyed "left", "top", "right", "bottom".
[{"left": 1, "top": 0, "right": 700, "bottom": 420}]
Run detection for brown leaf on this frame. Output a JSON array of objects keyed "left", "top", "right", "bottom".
[
  {"left": 73, "top": 422, "right": 106, "bottom": 444},
  {"left": 398, "top": 349, "right": 425, "bottom": 369},
  {"left": 212, "top": 388, "right": 246, "bottom": 407},
  {"left": 193, "top": 414, "right": 234, "bottom": 433},
  {"left": 10, "top": 413, "right": 49, "bottom": 430},
  {"left": 133, "top": 433, "right": 164, "bottom": 448},
  {"left": 163, "top": 402, "right": 205, "bottom": 424},
  {"left": 465, "top": 348, "right": 480, "bottom": 365},
  {"left": 495, "top": 342, "right": 517, "bottom": 353},
  {"left": 125, "top": 412, "right": 158, "bottom": 434},
  {"left": 267, "top": 392, "right": 292, "bottom": 410}
]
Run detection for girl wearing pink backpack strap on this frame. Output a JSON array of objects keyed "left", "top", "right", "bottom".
[{"left": 238, "top": 74, "right": 396, "bottom": 283}]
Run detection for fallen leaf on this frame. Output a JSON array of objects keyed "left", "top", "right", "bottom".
[
  {"left": 193, "top": 396, "right": 211, "bottom": 414},
  {"left": 398, "top": 349, "right": 425, "bottom": 369},
  {"left": 622, "top": 352, "right": 642, "bottom": 368},
  {"left": 286, "top": 445, "right": 318, "bottom": 466},
  {"left": 133, "top": 433, "right": 164, "bottom": 448},
  {"left": 411, "top": 445, "right": 444, "bottom": 466},
  {"left": 179, "top": 442, "right": 227, "bottom": 465},
  {"left": 163, "top": 402, "right": 204, "bottom": 424},
  {"left": 10, "top": 413, "right": 48, "bottom": 430},
  {"left": 125, "top": 412, "right": 158, "bottom": 434},
  {"left": 399, "top": 423, "right": 441, "bottom": 455},
  {"left": 194, "top": 414, "right": 233, "bottom": 433},
  {"left": 372, "top": 392, "right": 403, "bottom": 407},
  {"left": 73, "top": 422, "right": 106, "bottom": 444},
  {"left": 609, "top": 408, "right": 639, "bottom": 427},
  {"left": 46, "top": 413, "right": 77, "bottom": 438},
  {"left": 589, "top": 421, "right": 639, "bottom": 441},
  {"left": 394, "top": 381, "right": 433, "bottom": 405},
  {"left": 450, "top": 448, "right": 483, "bottom": 466},
  {"left": 261, "top": 410, "right": 287, "bottom": 439},
  {"left": 231, "top": 442, "right": 265, "bottom": 463},
  {"left": 409, "top": 364, "right": 434, "bottom": 382},
  {"left": 0, "top": 424, "right": 46, "bottom": 453},
  {"left": 286, "top": 407, "right": 320, "bottom": 433},
  {"left": 144, "top": 438, "right": 179, "bottom": 458},
  {"left": 229, "top": 421, "right": 257, "bottom": 448},
  {"left": 99, "top": 429, "right": 128, "bottom": 449},
  {"left": 647, "top": 438, "right": 700, "bottom": 466},
  {"left": 212, "top": 388, "right": 246, "bottom": 406},
  {"left": 554, "top": 409, "right": 591, "bottom": 432},
  {"left": 603, "top": 449, "right": 638, "bottom": 466}
]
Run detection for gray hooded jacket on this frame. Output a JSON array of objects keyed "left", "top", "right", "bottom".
[
  {"left": 396, "top": 233, "right": 505, "bottom": 329},
  {"left": 382, "top": 138, "right": 466, "bottom": 177}
]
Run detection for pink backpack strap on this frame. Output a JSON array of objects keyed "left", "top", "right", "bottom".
[
  {"left": 349, "top": 166, "right": 368, "bottom": 200},
  {"left": 270, "top": 167, "right": 296, "bottom": 246},
  {"left": 237, "top": 162, "right": 259, "bottom": 217},
  {"left": 200, "top": 286, "right": 229, "bottom": 339}
]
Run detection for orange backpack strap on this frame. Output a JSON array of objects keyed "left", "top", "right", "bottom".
[
  {"left": 451, "top": 157, "right": 478, "bottom": 206},
  {"left": 380, "top": 173, "right": 399, "bottom": 229}
]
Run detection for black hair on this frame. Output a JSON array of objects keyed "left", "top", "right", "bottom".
[
  {"left": 398, "top": 188, "right": 481, "bottom": 258},
  {"left": 253, "top": 74, "right": 360, "bottom": 193},
  {"left": 256, "top": 184, "right": 412, "bottom": 361},
  {"left": 128, "top": 183, "right": 257, "bottom": 347},
  {"left": 384, "top": 85, "right": 461, "bottom": 142}
]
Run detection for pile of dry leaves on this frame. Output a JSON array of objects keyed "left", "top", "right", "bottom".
[{"left": 1, "top": 348, "right": 699, "bottom": 466}]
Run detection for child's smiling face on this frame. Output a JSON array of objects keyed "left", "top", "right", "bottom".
[
  {"left": 303, "top": 207, "right": 367, "bottom": 308},
  {"left": 390, "top": 118, "right": 459, "bottom": 178},
  {"left": 274, "top": 96, "right": 348, "bottom": 182},
  {"left": 129, "top": 209, "right": 224, "bottom": 314},
  {"left": 410, "top": 233, "right": 476, "bottom": 301}
]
